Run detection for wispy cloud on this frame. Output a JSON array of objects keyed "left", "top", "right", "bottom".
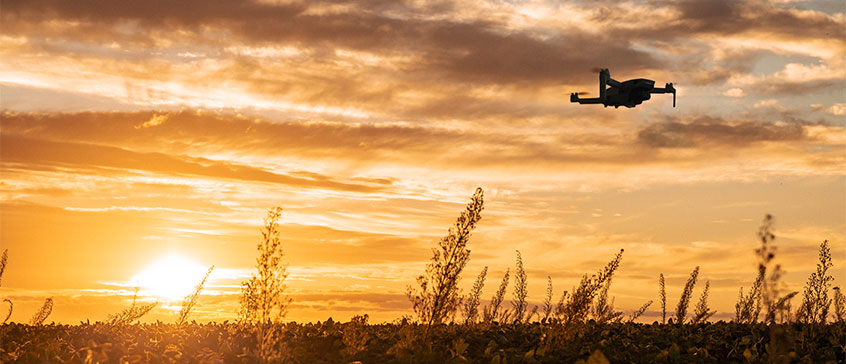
[{"left": 134, "top": 113, "right": 168, "bottom": 129}]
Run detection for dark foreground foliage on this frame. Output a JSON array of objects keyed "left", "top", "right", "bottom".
[{"left": 2, "top": 321, "right": 843, "bottom": 364}]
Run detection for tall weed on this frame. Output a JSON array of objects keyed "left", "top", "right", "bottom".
[{"left": 407, "top": 188, "right": 484, "bottom": 328}]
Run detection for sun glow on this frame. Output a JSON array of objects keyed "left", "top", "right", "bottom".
[{"left": 130, "top": 253, "right": 210, "bottom": 303}]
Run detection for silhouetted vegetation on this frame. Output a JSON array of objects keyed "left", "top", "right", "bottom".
[
  {"left": 675, "top": 266, "right": 699, "bottom": 324},
  {"left": 796, "top": 240, "right": 834, "bottom": 324},
  {"left": 833, "top": 287, "right": 845, "bottom": 323},
  {"left": 177, "top": 265, "right": 214, "bottom": 325},
  {"left": 691, "top": 280, "right": 714, "bottom": 324},
  {"left": 107, "top": 288, "right": 158, "bottom": 325},
  {"left": 28, "top": 298, "right": 53, "bottom": 326},
  {"left": 482, "top": 268, "right": 509, "bottom": 323},
  {"left": 511, "top": 250, "right": 528, "bottom": 324},
  {"left": 658, "top": 273, "right": 666, "bottom": 324},
  {"left": 558, "top": 249, "right": 623, "bottom": 324},
  {"left": 240, "top": 206, "right": 291, "bottom": 363},
  {"left": 1, "top": 249, "right": 11, "bottom": 324},
  {"left": 462, "top": 266, "right": 487, "bottom": 324},
  {"left": 542, "top": 276, "right": 553, "bottom": 322},
  {"left": 407, "top": 187, "right": 484, "bottom": 329}
]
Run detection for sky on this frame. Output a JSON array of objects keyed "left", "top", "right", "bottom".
[{"left": 0, "top": 0, "right": 844, "bottom": 324}]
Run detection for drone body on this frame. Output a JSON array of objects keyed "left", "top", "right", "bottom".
[{"left": 570, "top": 69, "right": 675, "bottom": 108}]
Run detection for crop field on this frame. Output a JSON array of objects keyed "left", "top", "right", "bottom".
[{"left": 2, "top": 320, "right": 844, "bottom": 363}]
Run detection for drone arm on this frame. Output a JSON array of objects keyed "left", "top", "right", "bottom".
[
  {"left": 650, "top": 83, "right": 676, "bottom": 107},
  {"left": 570, "top": 93, "right": 605, "bottom": 104}
]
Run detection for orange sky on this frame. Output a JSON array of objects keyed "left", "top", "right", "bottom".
[{"left": 1, "top": 0, "right": 844, "bottom": 324}]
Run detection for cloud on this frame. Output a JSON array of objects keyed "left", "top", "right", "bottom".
[
  {"left": 3, "top": 110, "right": 841, "bottom": 176},
  {"left": 135, "top": 113, "right": 168, "bottom": 129},
  {"left": 671, "top": 0, "right": 844, "bottom": 42},
  {"left": 729, "top": 62, "right": 845, "bottom": 96},
  {"left": 812, "top": 103, "right": 846, "bottom": 116},
  {"left": 1, "top": 0, "right": 659, "bottom": 88},
  {"left": 0, "top": 134, "right": 390, "bottom": 193},
  {"left": 723, "top": 88, "right": 745, "bottom": 98},
  {"left": 636, "top": 117, "right": 807, "bottom": 148},
  {"left": 754, "top": 99, "right": 781, "bottom": 109}
]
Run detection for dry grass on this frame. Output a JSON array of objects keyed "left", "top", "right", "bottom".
[
  {"left": 483, "top": 268, "right": 510, "bottom": 323},
  {"left": 674, "top": 266, "right": 699, "bottom": 324},
  {"left": 629, "top": 300, "right": 652, "bottom": 322},
  {"left": 177, "top": 265, "right": 214, "bottom": 325},
  {"left": 557, "top": 249, "right": 623, "bottom": 324},
  {"left": 691, "top": 280, "right": 715, "bottom": 324},
  {"left": 1, "top": 249, "right": 10, "bottom": 324},
  {"left": 29, "top": 298, "right": 53, "bottom": 326},
  {"left": 658, "top": 273, "right": 666, "bottom": 324},
  {"left": 407, "top": 187, "right": 484, "bottom": 328},
  {"left": 462, "top": 266, "right": 487, "bottom": 324},
  {"left": 107, "top": 288, "right": 156, "bottom": 325},
  {"left": 239, "top": 207, "right": 291, "bottom": 363},
  {"left": 833, "top": 286, "right": 845, "bottom": 323},
  {"left": 240, "top": 207, "right": 290, "bottom": 324},
  {"left": 542, "top": 276, "right": 553, "bottom": 322},
  {"left": 796, "top": 240, "right": 834, "bottom": 324},
  {"left": 511, "top": 250, "right": 528, "bottom": 324}
]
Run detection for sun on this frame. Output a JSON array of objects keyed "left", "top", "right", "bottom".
[{"left": 130, "top": 253, "right": 210, "bottom": 303}]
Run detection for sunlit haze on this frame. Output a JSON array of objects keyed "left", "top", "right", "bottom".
[
  {"left": 1, "top": 0, "right": 844, "bottom": 324},
  {"left": 129, "top": 253, "right": 209, "bottom": 304}
]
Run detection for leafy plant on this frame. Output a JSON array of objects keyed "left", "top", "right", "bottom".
[
  {"left": 675, "top": 266, "right": 699, "bottom": 324},
  {"left": 796, "top": 240, "right": 834, "bottom": 324},
  {"left": 407, "top": 187, "right": 484, "bottom": 328},
  {"left": 511, "top": 250, "right": 528, "bottom": 323},
  {"left": 177, "top": 265, "right": 214, "bottom": 325},
  {"left": 462, "top": 266, "right": 487, "bottom": 324},
  {"left": 342, "top": 314, "right": 372, "bottom": 358}
]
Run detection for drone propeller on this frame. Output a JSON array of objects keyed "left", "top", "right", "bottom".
[
  {"left": 590, "top": 67, "right": 605, "bottom": 73},
  {"left": 575, "top": 91, "right": 591, "bottom": 95}
]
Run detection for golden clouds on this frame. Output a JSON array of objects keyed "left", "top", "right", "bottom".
[{"left": 135, "top": 113, "right": 168, "bottom": 129}]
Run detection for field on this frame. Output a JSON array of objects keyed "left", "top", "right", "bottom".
[{"left": 2, "top": 320, "right": 844, "bottom": 363}]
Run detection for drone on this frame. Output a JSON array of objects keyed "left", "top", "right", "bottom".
[{"left": 570, "top": 69, "right": 675, "bottom": 108}]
